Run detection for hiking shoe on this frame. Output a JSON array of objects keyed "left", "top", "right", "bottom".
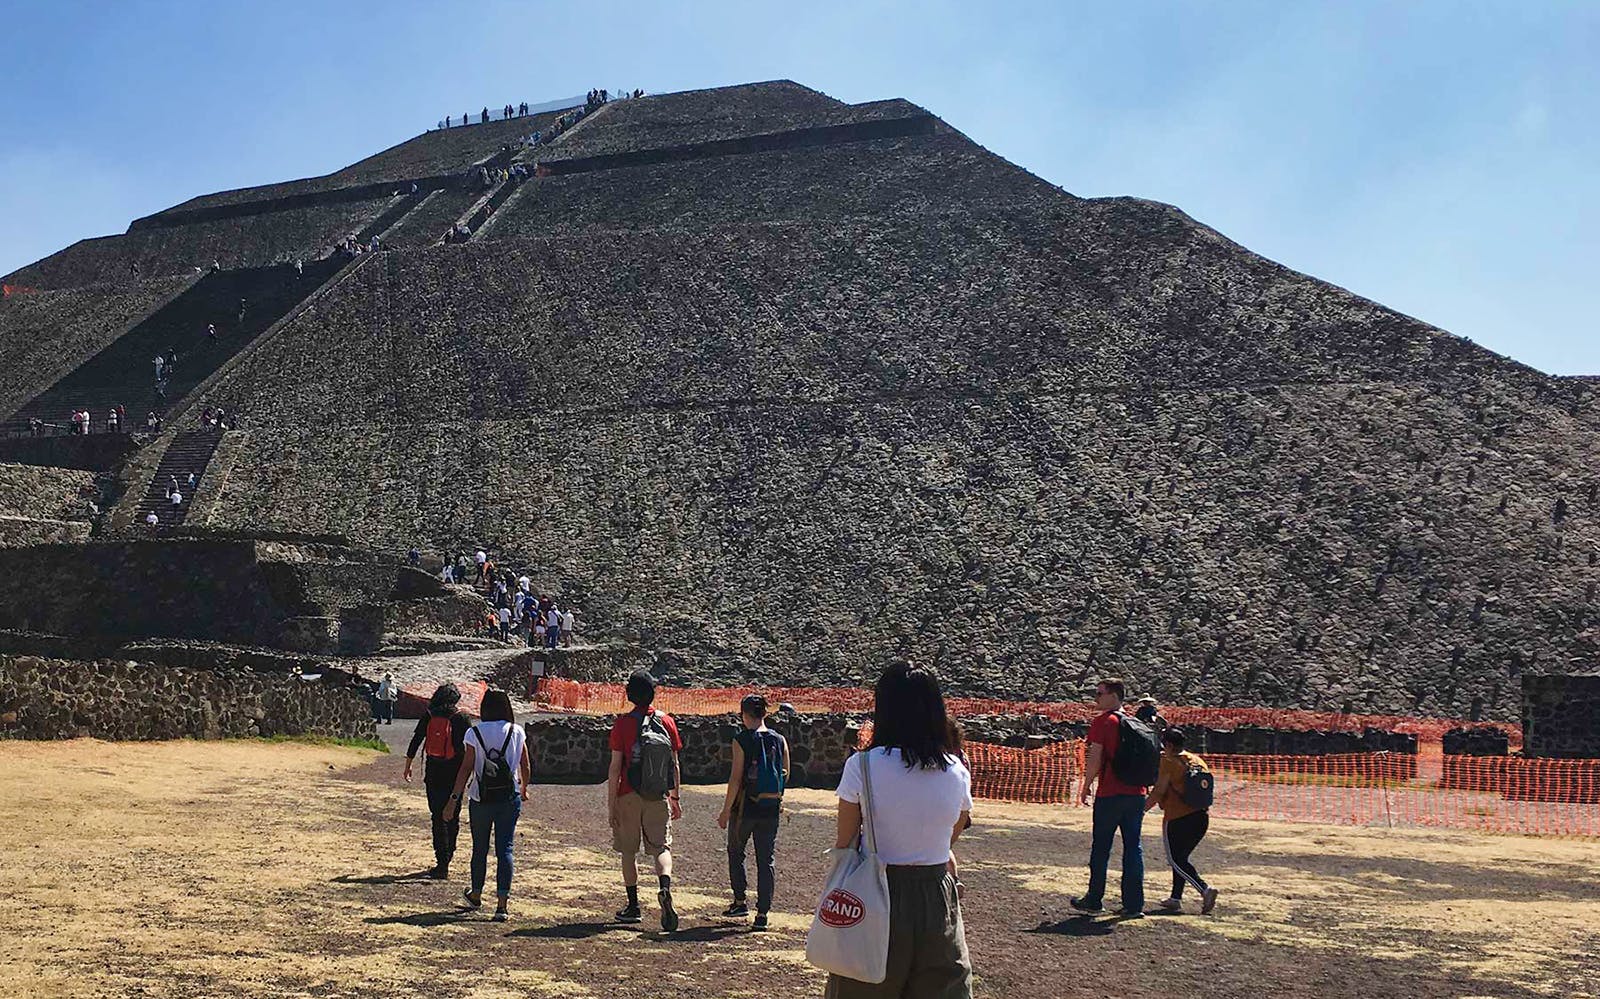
[
  {"left": 428, "top": 866, "right": 448, "bottom": 880},
  {"left": 723, "top": 901, "right": 750, "bottom": 918},
  {"left": 492, "top": 905, "right": 509, "bottom": 922},
  {"left": 1068, "top": 896, "right": 1104, "bottom": 914},
  {"left": 752, "top": 912, "right": 769, "bottom": 932},
  {"left": 658, "top": 889, "right": 679, "bottom": 933},
  {"left": 614, "top": 903, "right": 642, "bottom": 924},
  {"left": 1157, "top": 897, "right": 1183, "bottom": 912},
  {"left": 461, "top": 889, "right": 482, "bottom": 910},
  {"left": 1118, "top": 905, "right": 1145, "bottom": 919},
  {"left": 1201, "top": 887, "right": 1220, "bottom": 915}
]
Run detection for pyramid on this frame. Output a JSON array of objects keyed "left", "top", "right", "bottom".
[{"left": 4, "top": 80, "right": 1596, "bottom": 719}]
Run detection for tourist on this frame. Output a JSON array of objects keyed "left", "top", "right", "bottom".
[
  {"left": 1071, "top": 677, "right": 1155, "bottom": 917},
  {"left": 169, "top": 488, "right": 183, "bottom": 510},
  {"left": 1145, "top": 728, "right": 1219, "bottom": 914},
  {"left": 404, "top": 683, "right": 471, "bottom": 879},
  {"left": 146, "top": 412, "right": 160, "bottom": 433},
  {"left": 717, "top": 693, "right": 789, "bottom": 930},
  {"left": 543, "top": 603, "right": 561, "bottom": 649},
  {"left": 474, "top": 549, "right": 487, "bottom": 582},
  {"left": 1134, "top": 696, "right": 1168, "bottom": 734},
  {"left": 374, "top": 672, "right": 400, "bottom": 724},
  {"left": 106, "top": 408, "right": 120, "bottom": 433},
  {"left": 607, "top": 671, "right": 683, "bottom": 931},
  {"left": 827, "top": 663, "right": 973, "bottom": 997},
  {"left": 560, "top": 606, "right": 575, "bottom": 647},
  {"left": 206, "top": 323, "right": 217, "bottom": 342},
  {"left": 497, "top": 604, "right": 512, "bottom": 642},
  {"left": 144, "top": 510, "right": 160, "bottom": 527},
  {"left": 443, "top": 689, "right": 530, "bottom": 922}
]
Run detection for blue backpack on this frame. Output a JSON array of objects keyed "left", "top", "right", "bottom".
[{"left": 742, "top": 730, "right": 786, "bottom": 804}]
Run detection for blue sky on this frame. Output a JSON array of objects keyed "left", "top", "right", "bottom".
[{"left": 2, "top": 1, "right": 1595, "bottom": 373}]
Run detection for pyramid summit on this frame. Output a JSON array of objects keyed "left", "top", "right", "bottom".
[{"left": 2, "top": 80, "right": 1596, "bottom": 720}]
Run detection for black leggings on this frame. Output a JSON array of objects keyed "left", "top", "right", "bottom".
[
  {"left": 1164, "top": 810, "right": 1210, "bottom": 898},
  {"left": 425, "top": 775, "right": 462, "bottom": 871}
]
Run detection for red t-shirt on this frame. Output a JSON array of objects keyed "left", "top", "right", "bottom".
[
  {"left": 1089, "top": 709, "right": 1147, "bottom": 797},
  {"left": 608, "top": 708, "right": 683, "bottom": 797}
]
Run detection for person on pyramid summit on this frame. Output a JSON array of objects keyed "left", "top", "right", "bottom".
[
  {"left": 404, "top": 683, "right": 471, "bottom": 879},
  {"left": 607, "top": 671, "right": 684, "bottom": 931}
]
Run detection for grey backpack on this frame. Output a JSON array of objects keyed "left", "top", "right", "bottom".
[{"left": 627, "top": 711, "right": 677, "bottom": 801}]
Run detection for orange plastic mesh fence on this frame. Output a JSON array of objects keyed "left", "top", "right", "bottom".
[
  {"left": 529, "top": 679, "right": 1520, "bottom": 746},
  {"left": 953, "top": 744, "right": 1600, "bottom": 836}
]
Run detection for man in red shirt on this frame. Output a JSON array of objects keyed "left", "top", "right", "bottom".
[
  {"left": 1071, "top": 677, "right": 1147, "bottom": 916},
  {"left": 607, "top": 671, "right": 684, "bottom": 930}
]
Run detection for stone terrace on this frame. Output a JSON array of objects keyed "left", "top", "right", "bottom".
[
  {"left": 190, "top": 208, "right": 1562, "bottom": 430},
  {"left": 536, "top": 80, "right": 916, "bottom": 162},
  {"left": 5, "top": 198, "right": 395, "bottom": 291},
  {"left": 153, "top": 107, "right": 576, "bottom": 217},
  {"left": 0, "top": 462, "right": 93, "bottom": 522},
  {"left": 479, "top": 129, "right": 1060, "bottom": 239},
  {"left": 0, "top": 277, "right": 189, "bottom": 415}
]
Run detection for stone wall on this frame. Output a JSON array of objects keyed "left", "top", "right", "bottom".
[
  {"left": 0, "top": 434, "right": 143, "bottom": 474},
  {"left": 0, "top": 539, "right": 398, "bottom": 654},
  {"left": 0, "top": 655, "right": 374, "bottom": 741},
  {"left": 1523, "top": 673, "right": 1600, "bottom": 758},
  {"left": 524, "top": 711, "right": 865, "bottom": 789}
]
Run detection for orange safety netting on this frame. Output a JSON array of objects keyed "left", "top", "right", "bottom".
[
  {"left": 953, "top": 744, "right": 1600, "bottom": 837},
  {"left": 529, "top": 678, "right": 1520, "bottom": 746}
]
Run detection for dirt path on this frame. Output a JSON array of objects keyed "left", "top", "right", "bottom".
[{"left": 0, "top": 740, "right": 1595, "bottom": 998}]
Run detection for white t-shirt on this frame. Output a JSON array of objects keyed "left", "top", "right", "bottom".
[
  {"left": 545, "top": 608, "right": 561, "bottom": 628},
  {"left": 497, "top": 607, "right": 511, "bottom": 625},
  {"left": 836, "top": 747, "right": 972, "bottom": 866},
  {"left": 475, "top": 550, "right": 487, "bottom": 565},
  {"left": 464, "top": 721, "right": 526, "bottom": 802}
]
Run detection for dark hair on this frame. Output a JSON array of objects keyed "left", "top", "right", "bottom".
[
  {"left": 740, "top": 693, "right": 768, "bottom": 719},
  {"left": 1097, "top": 677, "right": 1126, "bottom": 701},
  {"left": 869, "top": 663, "right": 955, "bottom": 770},
  {"left": 428, "top": 683, "right": 461, "bottom": 717},
  {"left": 480, "top": 688, "right": 515, "bottom": 723},
  {"left": 626, "top": 670, "right": 657, "bottom": 708},
  {"left": 1162, "top": 727, "right": 1186, "bottom": 749}
]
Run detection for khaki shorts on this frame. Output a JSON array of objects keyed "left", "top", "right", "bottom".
[{"left": 612, "top": 791, "right": 671, "bottom": 857}]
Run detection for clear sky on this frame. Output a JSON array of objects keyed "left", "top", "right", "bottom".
[{"left": 2, "top": 1, "right": 1595, "bottom": 373}]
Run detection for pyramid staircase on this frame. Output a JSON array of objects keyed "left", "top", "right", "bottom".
[{"left": 134, "top": 428, "right": 223, "bottom": 527}]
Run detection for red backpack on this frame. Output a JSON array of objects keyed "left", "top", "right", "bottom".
[{"left": 424, "top": 716, "right": 455, "bottom": 760}]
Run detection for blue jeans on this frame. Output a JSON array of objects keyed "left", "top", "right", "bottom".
[
  {"left": 468, "top": 796, "right": 521, "bottom": 899},
  {"left": 1084, "top": 794, "right": 1144, "bottom": 911}
]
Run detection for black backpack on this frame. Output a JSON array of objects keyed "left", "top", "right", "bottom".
[
  {"left": 1111, "top": 713, "right": 1161, "bottom": 787},
  {"left": 474, "top": 724, "right": 516, "bottom": 803},
  {"left": 1180, "top": 756, "right": 1215, "bottom": 809}
]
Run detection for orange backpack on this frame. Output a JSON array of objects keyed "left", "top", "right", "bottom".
[{"left": 424, "top": 716, "right": 455, "bottom": 760}]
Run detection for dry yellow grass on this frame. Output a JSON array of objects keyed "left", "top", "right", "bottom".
[{"left": 0, "top": 740, "right": 1595, "bottom": 998}]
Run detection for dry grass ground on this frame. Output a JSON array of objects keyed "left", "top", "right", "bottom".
[{"left": 0, "top": 740, "right": 1595, "bottom": 998}]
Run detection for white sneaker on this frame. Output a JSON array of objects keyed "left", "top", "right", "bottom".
[{"left": 1158, "top": 897, "right": 1183, "bottom": 912}]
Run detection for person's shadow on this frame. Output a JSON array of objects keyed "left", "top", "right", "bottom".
[
  {"left": 332, "top": 869, "right": 437, "bottom": 886},
  {"left": 364, "top": 909, "right": 478, "bottom": 927},
  {"left": 506, "top": 922, "right": 638, "bottom": 941},
  {"left": 1026, "top": 914, "right": 1142, "bottom": 936}
]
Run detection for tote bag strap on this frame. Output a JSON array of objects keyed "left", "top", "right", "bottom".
[{"left": 858, "top": 749, "right": 879, "bottom": 857}]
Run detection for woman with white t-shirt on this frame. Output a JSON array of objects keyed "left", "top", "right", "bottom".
[
  {"left": 827, "top": 664, "right": 973, "bottom": 999},
  {"left": 443, "top": 689, "right": 530, "bottom": 921}
]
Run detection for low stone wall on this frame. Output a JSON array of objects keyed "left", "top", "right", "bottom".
[
  {"left": 1442, "top": 726, "right": 1510, "bottom": 756},
  {"left": 1523, "top": 673, "right": 1600, "bottom": 759},
  {"left": 0, "top": 434, "right": 142, "bottom": 473},
  {"left": 524, "top": 711, "right": 865, "bottom": 789},
  {"left": 956, "top": 713, "right": 1417, "bottom": 757},
  {"left": 0, "top": 516, "right": 90, "bottom": 546},
  {"left": 0, "top": 655, "right": 374, "bottom": 741}
]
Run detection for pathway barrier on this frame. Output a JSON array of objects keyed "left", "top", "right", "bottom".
[
  {"left": 530, "top": 678, "right": 1520, "bottom": 745},
  {"left": 529, "top": 679, "right": 1597, "bottom": 835}
]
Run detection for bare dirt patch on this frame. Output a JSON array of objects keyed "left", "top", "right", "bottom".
[{"left": 0, "top": 741, "right": 1595, "bottom": 998}]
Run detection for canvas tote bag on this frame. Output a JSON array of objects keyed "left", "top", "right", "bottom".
[{"left": 805, "top": 748, "right": 892, "bottom": 983}]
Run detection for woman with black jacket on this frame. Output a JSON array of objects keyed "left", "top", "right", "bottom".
[{"left": 403, "top": 684, "right": 472, "bottom": 879}]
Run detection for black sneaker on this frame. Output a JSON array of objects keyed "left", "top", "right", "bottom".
[
  {"left": 723, "top": 901, "right": 750, "bottom": 918},
  {"left": 614, "top": 903, "right": 642, "bottom": 924},
  {"left": 658, "top": 889, "right": 679, "bottom": 933},
  {"left": 1069, "top": 896, "right": 1104, "bottom": 914},
  {"left": 461, "top": 888, "right": 482, "bottom": 910},
  {"left": 752, "top": 912, "right": 769, "bottom": 931},
  {"left": 1118, "top": 905, "right": 1145, "bottom": 919},
  {"left": 428, "top": 866, "right": 448, "bottom": 880}
]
